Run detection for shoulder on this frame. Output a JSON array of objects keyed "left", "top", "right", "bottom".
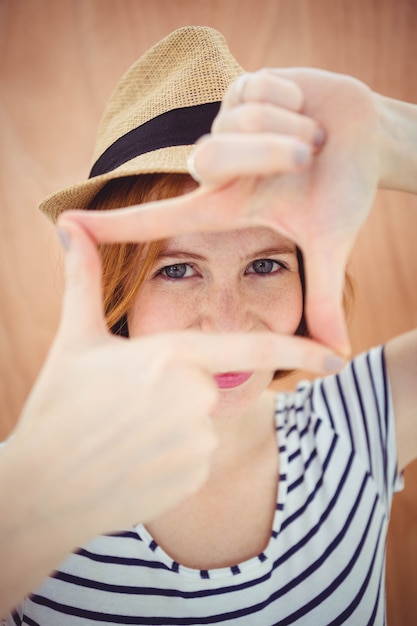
[
  {"left": 276, "top": 345, "right": 388, "bottom": 436},
  {"left": 275, "top": 344, "right": 402, "bottom": 501}
]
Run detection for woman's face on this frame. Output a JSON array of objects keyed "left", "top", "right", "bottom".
[{"left": 128, "top": 226, "right": 303, "bottom": 419}]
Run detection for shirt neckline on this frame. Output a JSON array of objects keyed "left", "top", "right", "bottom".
[{"left": 134, "top": 393, "right": 288, "bottom": 580}]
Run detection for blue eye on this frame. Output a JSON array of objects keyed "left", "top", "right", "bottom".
[
  {"left": 160, "top": 263, "right": 192, "bottom": 279},
  {"left": 248, "top": 259, "right": 283, "bottom": 275}
]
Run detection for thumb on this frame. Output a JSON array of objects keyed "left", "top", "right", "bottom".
[
  {"left": 303, "top": 237, "right": 351, "bottom": 357},
  {"left": 56, "top": 217, "right": 108, "bottom": 346}
]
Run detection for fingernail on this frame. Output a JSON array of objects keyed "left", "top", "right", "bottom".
[
  {"left": 295, "top": 143, "right": 312, "bottom": 166},
  {"left": 187, "top": 152, "right": 203, "bottom": 184},
  {"left": 324, "top": 354, "right": 346, "bottom": 373},
  {"left": 314, "top": 127, "right": 326, "bottom": 149},
  {"left": 57, "top": 227, "right": 70, "bottom": 251}
]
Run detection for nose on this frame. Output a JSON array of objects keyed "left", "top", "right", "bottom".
[{"left": 196, "top": 285, "right": 254, "bottom": 333}]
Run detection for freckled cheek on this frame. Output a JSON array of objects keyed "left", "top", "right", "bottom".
[
  {"left": 128, "top": 292, "right": 198, "bottom": 336},
  {"left": 259, "top": 281, "right": 304, "bottom": 334},
  {"left": 128, "top": 279, "right": 303, "bottom": 336}
]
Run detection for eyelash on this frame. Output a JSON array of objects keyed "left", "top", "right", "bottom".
[
  {"left": 156, "top": 263, "right": 197, "bottom": 280},
  {"left": 246, "top": 259, "right": 286, "bottom": 275},
  {"left": 155, "top": 259, "right": 287, "bottom": 281}
]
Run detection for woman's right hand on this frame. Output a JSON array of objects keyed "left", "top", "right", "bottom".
[{"left": 0, "top": 217, "right": 340, "bottom": 615}]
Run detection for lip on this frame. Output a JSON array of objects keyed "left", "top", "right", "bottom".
[{"left": 214, "top": 372, "right": 253, "bottom": 389}]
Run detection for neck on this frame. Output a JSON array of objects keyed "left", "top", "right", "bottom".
[{"left": 208, "top": 389, "right": 276, "bottom": 477}]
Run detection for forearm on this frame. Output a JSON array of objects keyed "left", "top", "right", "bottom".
[
  {"left": 377, "top": 94, "right": 417, "bottom": 194},
  {"left": 0, "top": 441, "right": 87, "bottom": 617}
]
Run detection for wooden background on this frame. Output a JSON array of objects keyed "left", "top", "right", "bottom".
[{"left": 0, "top": 0, "right": 416, "bottom": 622}]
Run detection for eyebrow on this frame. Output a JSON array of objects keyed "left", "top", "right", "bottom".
[
  {"left": 157, "top": 250, "right": 207, "bottom": 261},
  {"left": 157, "top": 245, "right": 297, "bottom": 261}
]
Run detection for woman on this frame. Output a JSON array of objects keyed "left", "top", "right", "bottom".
[{"left": 3, "top": 26, "right": 417, "bottom": 624}]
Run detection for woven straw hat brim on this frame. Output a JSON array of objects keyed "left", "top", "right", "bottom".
[
  {"left": 39, "top": 145, "right": 194, "bottom": 222},
  {"left": 39, "top": 27, "right": 244, "bottom": 222}
]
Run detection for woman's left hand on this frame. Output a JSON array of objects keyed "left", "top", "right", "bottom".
[
  {"left": 194, "top": 69, "right": 383, "bottom": 353},
  {"left": 66, "top": 69, "right": 389, "bottom": 354}
]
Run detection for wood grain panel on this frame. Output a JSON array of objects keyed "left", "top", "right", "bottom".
[{"left": 0, "top": 0, "right": 416, "bottom": 622}]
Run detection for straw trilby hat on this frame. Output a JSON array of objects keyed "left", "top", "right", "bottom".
[{"left": 40, "top": 26, "right": 244, "bottom": 222}]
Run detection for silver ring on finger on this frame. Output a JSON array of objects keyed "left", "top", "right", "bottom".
[{"left": 187, "top": 150, "right": 203, "bottom": 184}]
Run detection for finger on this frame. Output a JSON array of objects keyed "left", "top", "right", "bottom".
[
  {"left": 66, "top": 140, "right": 313, "bottom": 243},
  {"left": 56, "top": 217, "right": 108, "bottom": 346},
  {"left": 190, "top": 134, "right": 312, "bottom": 184},
  {"left": 303, "top": 238, "right": 352, "bottom": 356},
  {"left": 212, "top": 103, "right": 324, "bottom": 148},
  {"left": 151, "top": 331, "right": 346, "bottom": 375},
  {"left": 65, "top": 179, "right": 268, "bottom": 245},
  {"left": 222, "top": 70, "right": 304, "bottom": 112},
  {"left": 65, "top": 189, "right": 216, "bottom": 244}
]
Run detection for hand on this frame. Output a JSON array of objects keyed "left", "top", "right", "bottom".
[
  {"left": 203, "top": 68, "right": 381, "bottom": 354},
  {"left": 12, "top": 218, "right": 340, "bottom": 540},
  {"left": 63, "top": 69, "right": 383, "bottom": 354}
]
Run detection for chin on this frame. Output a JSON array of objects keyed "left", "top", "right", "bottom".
[{"left": 210, "top": 373, "right": 273, "bottom": 420}]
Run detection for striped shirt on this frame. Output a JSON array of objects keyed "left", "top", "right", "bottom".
[{"left": 6, "top": 346, "right": 402, "bottom": 625}]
